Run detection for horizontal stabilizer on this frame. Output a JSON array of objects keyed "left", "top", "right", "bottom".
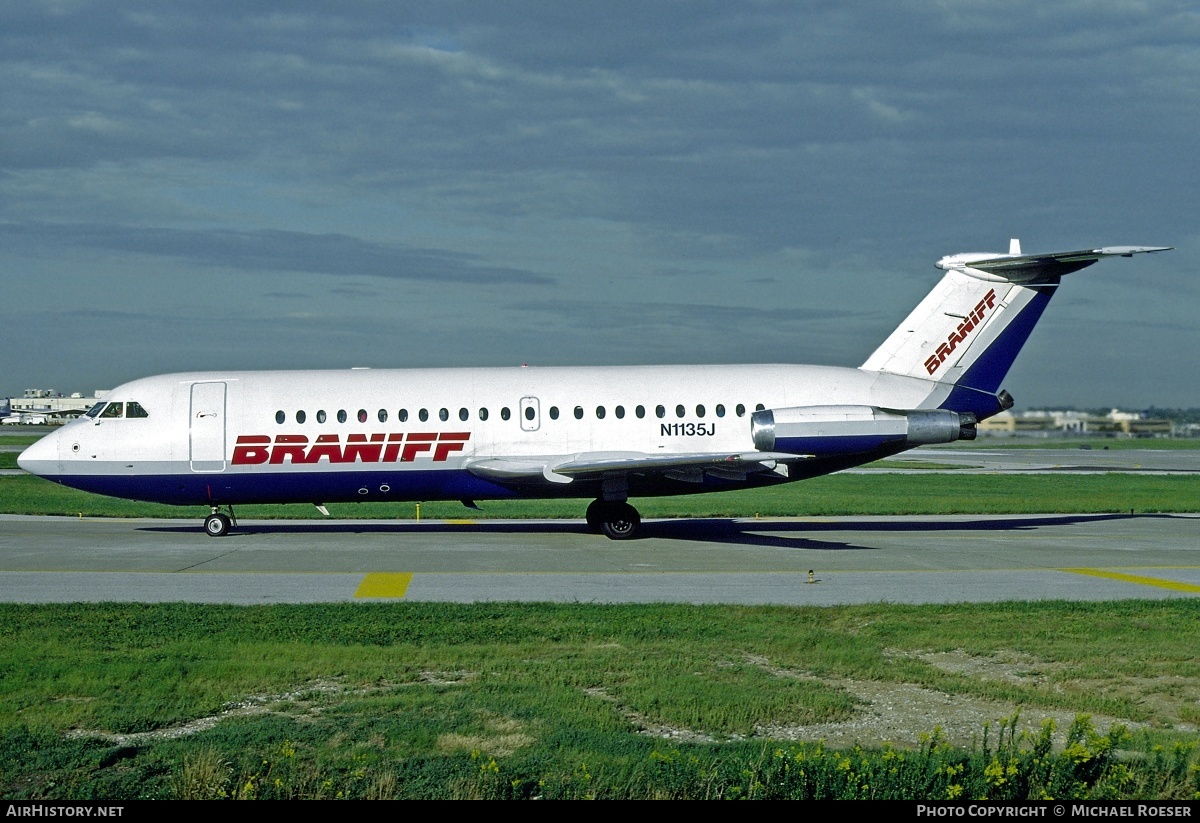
[{"left": 937, "top": 245, "right": 1172, "bottom": 282}]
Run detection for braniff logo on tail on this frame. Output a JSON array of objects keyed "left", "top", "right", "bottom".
[
  {"left": 923, "top": 288, "right": 997, "bottom": 376},
  {"left": 18, "top": 239, "right": 1171, "bottom": 539}
]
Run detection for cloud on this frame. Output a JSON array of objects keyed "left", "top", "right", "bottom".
[
  {"left": 0, "top": 2, "right": 1195, "bottom": 405},
  {"left": 0, "top": 222, "right": 554, "bottom": 285}
]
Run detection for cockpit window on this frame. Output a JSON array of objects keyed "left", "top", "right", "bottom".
[{"left": 92, "top": 401, "right": 149, "bottom": 419}]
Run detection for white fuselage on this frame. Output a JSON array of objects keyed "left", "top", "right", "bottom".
[{"left": 20, "top": 363, "right": 946, "bottom": 507}]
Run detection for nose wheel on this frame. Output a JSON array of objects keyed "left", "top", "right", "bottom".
[
  {"left": 204, "top": 506, "right": 237, "bottom": 537},
  {"left": 586, "top": 499, "right": 641, "bottom": 540}
]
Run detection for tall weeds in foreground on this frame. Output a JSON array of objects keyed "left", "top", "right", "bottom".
[
  {"left": 171, "top": 747, "right": 230, "bottom": 800},
  {"left": 608, "top": 715, "right": 1143, "bottom": 800},
  {"left": 157, "top": 715, "right": 1193, "bottom": 799}
]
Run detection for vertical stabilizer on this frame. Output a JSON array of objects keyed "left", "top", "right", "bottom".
[
  {"left": 860, "top": 243, "right": 1171, "bottom": 416},
  {"left": 861, "top": 270, "right": 1055, "bottom": 396}
]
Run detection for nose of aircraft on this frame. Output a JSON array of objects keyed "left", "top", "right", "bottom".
[{"left": 17, "top": 430, "right": 59, "bottom": 476}]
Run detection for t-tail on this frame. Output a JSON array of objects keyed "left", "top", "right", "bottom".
[{"left": 860, "top": 240, "right": 1172, "bottom": 419}]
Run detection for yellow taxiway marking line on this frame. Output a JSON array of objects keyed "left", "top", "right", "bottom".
[
  {"left": 1059, "top": 568, "right": 1200, "bottom": 593},
  {"left": 443, "top": 519, "right": 478, "bottom": 525},
  {"left": 354, "top": 572, "right": 414, "bottom": 599}
]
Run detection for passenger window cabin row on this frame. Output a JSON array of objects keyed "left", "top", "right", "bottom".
[{"left": 275, "top": 403, "right": 766, "bottom": 425}]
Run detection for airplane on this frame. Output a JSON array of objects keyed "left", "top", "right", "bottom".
[{"left": 18, "top": 240, "right": 1171, "bottom": 539}]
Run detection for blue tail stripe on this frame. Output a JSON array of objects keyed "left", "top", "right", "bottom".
[{"left": 956, "top": 284, "right": 1056, "bottom": 394}]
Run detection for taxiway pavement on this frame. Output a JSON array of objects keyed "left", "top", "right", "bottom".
[{"left": 2, "top": 512, "right": 1197, "bottom": 605}]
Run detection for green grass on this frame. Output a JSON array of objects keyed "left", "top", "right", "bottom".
[
  {"left": 2, "top": 472, "right": 1196, "bottom": 520},
  {"left": 3, "top": 601, "right": 1200, "bottom": 799},
  {"left": 0, "top": 434, "right": 42, "bottom": 446}
]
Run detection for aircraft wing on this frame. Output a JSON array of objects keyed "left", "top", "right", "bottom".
[{"left": 466, "top": 450, "right": 812, "bottom": 485}]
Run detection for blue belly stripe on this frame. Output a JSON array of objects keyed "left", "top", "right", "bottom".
[{"left": 48, "top": 469, "right": 519, "bottom": 506}]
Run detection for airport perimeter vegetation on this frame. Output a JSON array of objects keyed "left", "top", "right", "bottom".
[{"left": 4, "top": 434, "right": 1200, "bottom": 799}]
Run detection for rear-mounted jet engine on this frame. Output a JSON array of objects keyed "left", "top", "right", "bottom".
[{"left": 751, "top": 405, "right": 976, "bottom": 457}]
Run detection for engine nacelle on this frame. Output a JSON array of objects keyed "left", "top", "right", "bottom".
[{"left": 751, "top": 405, "right": 976, "bottom": 456}]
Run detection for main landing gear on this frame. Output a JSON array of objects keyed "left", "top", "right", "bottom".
[
  {"left": 204, "top": 505, "right": 238, "bottom": 537},
  {"left": 585, "top": 499, "right": 642, "bottom": 540}
]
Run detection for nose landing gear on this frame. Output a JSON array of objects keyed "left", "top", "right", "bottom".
[{"left": 204, "top": 505, "right": 238, "bottom": 537}]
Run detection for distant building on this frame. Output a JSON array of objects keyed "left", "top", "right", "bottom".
[
  {"left": 3, "top": 389, "right": 109, "bottom": 424},
  {"left": 978, "top": 409, "right": 1174, "bottom": 438}
]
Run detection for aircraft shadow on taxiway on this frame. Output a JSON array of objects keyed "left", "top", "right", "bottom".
[{"left": 139, "top": 512, "right": 1163, "bottom": 552}]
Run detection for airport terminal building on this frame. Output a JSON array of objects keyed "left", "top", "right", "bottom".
[
  {"left": 1, "top": 388, "right": 108, "bottom": 425},
  {"left": 976, "top": 408, "right": 1174, "bottom": 438}
]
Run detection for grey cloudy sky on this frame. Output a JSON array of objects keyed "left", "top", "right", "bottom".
[{"left": 2, "top": 1, "right": 1195, "bottom": 408}]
